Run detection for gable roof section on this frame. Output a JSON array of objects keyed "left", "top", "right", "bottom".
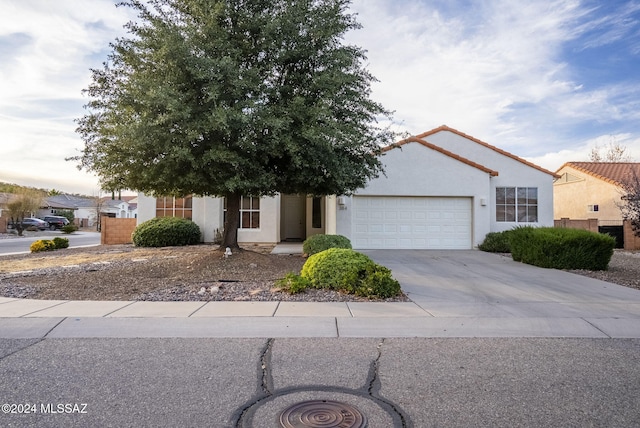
[
  {"left": 384, "top": 136, "right": 499, "bottom": 176},
  {"left": 415, "top": 125, "right": 560, "bottom": 178},
  {"left": 46, "top": 194, "right": 97, "bottom": 209},
  {"left": 557, "top": 162, "right": 640, "bottom": 187}
]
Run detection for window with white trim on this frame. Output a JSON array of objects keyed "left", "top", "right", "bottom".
[
  {"left": 496, "top": 187, "right": 538, "bottom": 222},
  {"left": 223, "top": 196, "right": 260, "bottom": 229}
]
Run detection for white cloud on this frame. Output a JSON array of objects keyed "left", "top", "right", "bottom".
[
  {"left": 348, "top": 0, "right": 585, "bottom": 137},
  {"left": 527, "top": 133, "right": 640, "bottom": 172},
  {"left": 348, "top": 0, "right": 640, "bottom": 158},
  {"left": 0, "top": 0, "right": 134, "bottom": 194}
]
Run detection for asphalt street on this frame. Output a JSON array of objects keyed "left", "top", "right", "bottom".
[
  {"left": 0, "top": 231, "right": 100, "bottom": 255},
  {"left": 0, "top": 338, "right": 638, "bottom": 427}
]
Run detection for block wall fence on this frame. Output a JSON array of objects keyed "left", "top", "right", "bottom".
[
  {"left": 554, "top": 218, "right": 640, "bottom": 250},
  {"left": 101, "top": 217, "right": 137, "bottom": 245},
  {"left": 554, "top": 218, "right": 598, "bottom": 233},
  {"left": 623, "top": 221, "right": 640, "bottom": 251}
]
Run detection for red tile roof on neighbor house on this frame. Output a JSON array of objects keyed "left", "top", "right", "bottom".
[
  {"left": 557, "top": 162, "right": 640, "bottom": 187},
  {"left": 386, "top": 125, "right": 559, "bottom": 178}
]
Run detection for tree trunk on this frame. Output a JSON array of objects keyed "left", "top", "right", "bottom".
[
  {"left": 221, "top": 192, "right": 241, "bottom": 250},
  {"left": 11, "top": 216, "right": 25, "bottom": 237}
]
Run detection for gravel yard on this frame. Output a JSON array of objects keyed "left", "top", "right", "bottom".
[
  {"left": 0, "top": 244, "right": 409, "bottom": 302},
  {"left": 566, "top": 250, "right": 640, "bottom": 291},
  {"left": 0, "top": 244, "right": 637, "bottom": 302}
]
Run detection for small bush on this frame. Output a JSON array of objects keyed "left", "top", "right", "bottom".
[
  {"left": 509, "top": 226, "right": 615, "bottom": 270},
  {"left": 61, "top": 224, "right": 78, "bottom": 234},
  {"left": 52, "top": 237, "right": 69, "bottom": 249},
  {"left": 275, "top": 272, "right": 310, "bottom": 294},
  {"left": 30, "top": 240, "right": 56, "bottom": 253},
  {"left": 478, "top": 231, "right": 512, "bottom": 253},
  {"left": 132, "top": 217, "right": 201, "bottom": 247},
  {"left": 302, "top": 234, "right": 352, "bottom": 256},
  {"left": 301, "top": 248, "right": 401, "bottom": 298}
]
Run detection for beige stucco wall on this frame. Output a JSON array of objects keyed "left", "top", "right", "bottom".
[{"left": 554, "top": 166, "right": 623, "bottom": 220}]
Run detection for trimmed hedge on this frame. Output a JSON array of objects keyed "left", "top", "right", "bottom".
[
  {"left": 61, "top": 224, "right": 78, "bottom": 234},
  {"left": 509, "top": 226, "right": 615, "bottom": 270},
  {"left": 132, "top": 217, "right": 201, "bottom": 247},
  {"left": 275, "top": 272, "right": 311, "bottom": 294},
  {"left": 53, "top": 237, "right": 69, "bottom": 249},
  {"left": 300, "top": 248, "right": 401, "bottom": 298},
  {"left": 478, "top": 231, "right": 512, "bottom": 253},
  {"left": 302, "top": 234, "right": 352, "bottom": 256},
  {"left": 30, "top": 237, "right": 70, "bottom": 253}
]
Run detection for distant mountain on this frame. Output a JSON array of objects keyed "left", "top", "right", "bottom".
[{"left": 0, "top": 181, "right": 92, "bottom": 198}]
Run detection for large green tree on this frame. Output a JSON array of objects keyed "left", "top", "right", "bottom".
[{"left": 74, "top": 0, "right": 394, "bottom": 248}]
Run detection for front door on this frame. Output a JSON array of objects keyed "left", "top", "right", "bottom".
[{"left": 282, "top": 194, "right": 305, "bottom": 241}]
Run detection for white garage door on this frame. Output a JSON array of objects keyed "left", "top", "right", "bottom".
[{"left": 352, "top": 196, "right": 472, "bottom": 249}]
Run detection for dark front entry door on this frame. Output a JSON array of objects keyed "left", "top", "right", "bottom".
[{"left": 283, "top": 195, "right": 305, "bottom": 241}]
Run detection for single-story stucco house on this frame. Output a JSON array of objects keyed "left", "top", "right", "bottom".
[{"left": 137, "top": 125, "right": 558, "bottom": 249}]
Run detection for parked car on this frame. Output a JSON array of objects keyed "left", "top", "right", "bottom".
[
  {"left": 43, "top": 215, "right": 70, "bottom": 230},
  {"left": 19, "top": 218, "right": 49, "bottom": 231}
]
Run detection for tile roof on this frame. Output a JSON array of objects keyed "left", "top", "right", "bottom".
[
  {"left": 557, "top": 162, "right": 640, "bottom": 186},
  {"left": 425, "top": 125, "right": 561, "bottom": 178}
]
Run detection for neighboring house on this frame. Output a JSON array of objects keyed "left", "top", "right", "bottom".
[
  {"left": 40, "top": 194, "right": 100, "bottom": 227},
  {"left": 100, "top": 196, "right": 138, "bottom": 219},
  {"left": 554, "top": 162, "right": 640, "bottom": 222},
  {"left": 554, "top": 162, "right": 640, "bottom": 249},
  {"left": 137, "top": 125, "right": 558, "bottom": 249}
]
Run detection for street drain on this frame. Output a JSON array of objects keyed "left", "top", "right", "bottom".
[{"left": 279, "top": 400, "right": 366, "bottom": 428}]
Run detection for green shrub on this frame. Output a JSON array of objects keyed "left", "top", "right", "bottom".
[
  {"left": 52, "top": 237, "right": 69, "bottom": 249},
  {"left": 302, "top": 234, "right": 352, "bottom": 256},
  {"left": 509, "top": 226, "right": 615, "bottom": 270},
  {"left": 132, "top": 217, "right": 201, "bottom": 247},
  {"left": 275, "top": 272, "right": 310, "bottom": 294},
  {"left": 478, "top": 231, "right": 512, "bottom": 253},
  {"left": 300, "top": 248, "right": 401, "bottom": 298},
  {"left": 30, "top": 239, "right": 56, "bottom": 253},
  {"left": 61, "top": 224, "right": 78, "bottom": 234}
]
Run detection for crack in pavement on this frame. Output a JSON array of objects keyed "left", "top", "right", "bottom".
[
  {"left": 0, "top": 338, "right": 45, "bottom": 362},
  {"left": 366, "top": 338, "right": 412, "bottom": 428},
  {"left": 233, "top": 338, "right": 411, "bottom": 427}
]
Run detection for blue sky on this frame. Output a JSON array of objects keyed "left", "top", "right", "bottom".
[{"left": 1, "top": 0, "right": 639, "bottom": 194}]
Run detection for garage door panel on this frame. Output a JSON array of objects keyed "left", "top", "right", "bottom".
[
  {"left": 413, "top": 225, "right": 427, "bottom": 233},
  {"left": 353, "top": 196, "right": 472, "bottom": 249},
  {"left": 398, "top": 224, "right": 411, "bottom": 233}
]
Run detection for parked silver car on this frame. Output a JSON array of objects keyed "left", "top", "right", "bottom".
[{"left": 19, "top": 218, "right": 49, "bottom": 231}]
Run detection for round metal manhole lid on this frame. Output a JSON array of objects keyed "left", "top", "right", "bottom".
[{"left": 279, "top": 400, "right": 367, "bottom": 428}]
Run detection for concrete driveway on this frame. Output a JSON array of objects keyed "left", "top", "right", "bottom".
[{"left": 363, "top": 250, "right": 640, "bottom": 337}]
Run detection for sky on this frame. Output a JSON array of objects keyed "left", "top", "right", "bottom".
[{"left": 1, "top": 0, "right": 639, "bottom": 195}]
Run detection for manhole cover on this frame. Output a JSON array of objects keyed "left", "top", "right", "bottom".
[{"left": 279, "top": 400, "right": 367, "bottom": 428}]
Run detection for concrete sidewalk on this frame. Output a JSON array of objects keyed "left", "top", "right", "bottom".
[{"left": 1, "top": 296, "right": 639, "bottom": 338}]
